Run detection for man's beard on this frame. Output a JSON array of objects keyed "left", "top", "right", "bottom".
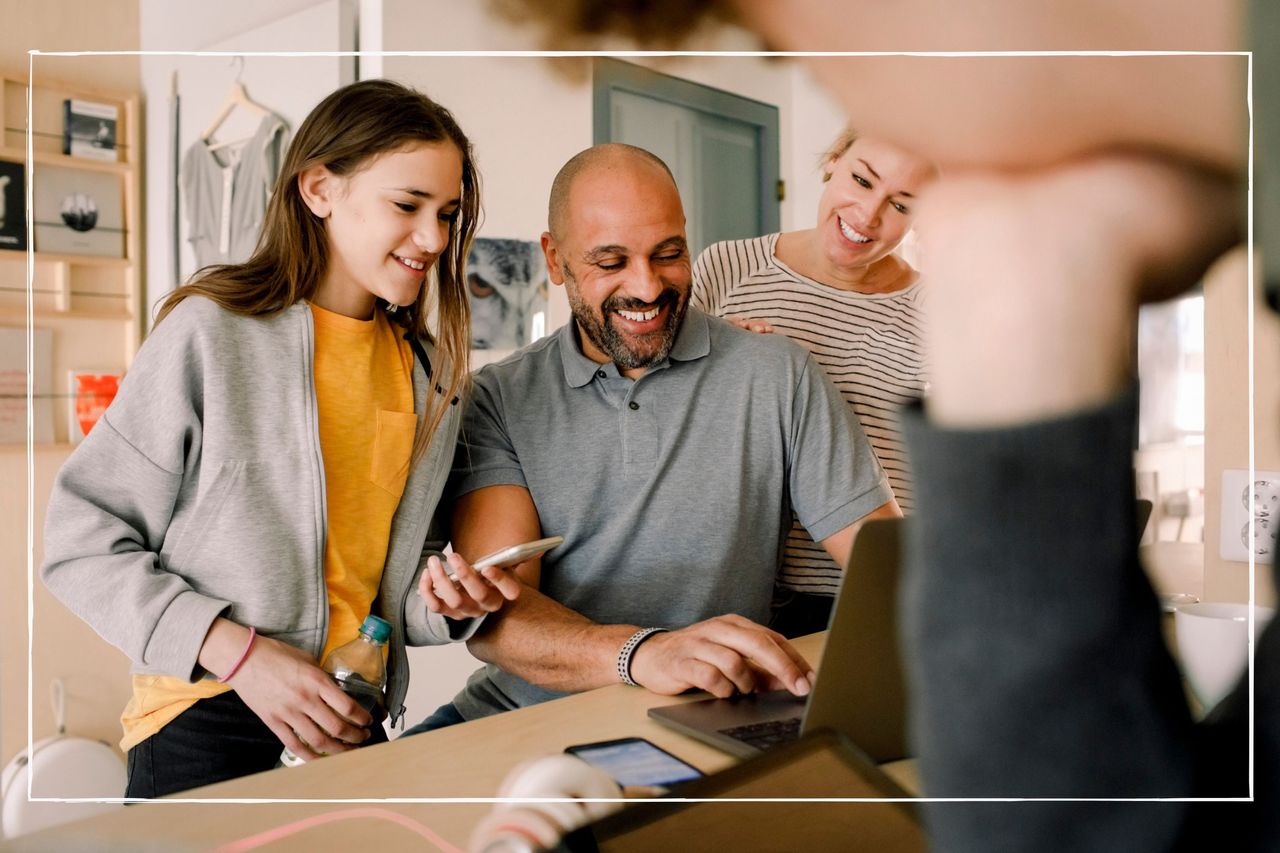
[{"left": 566, "top": 272, "right": 688, "bottom": 370}]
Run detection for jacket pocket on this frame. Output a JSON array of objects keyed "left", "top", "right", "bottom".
[
  {"left": 167, "top": 456, "right": 322, "bottom": 638},
  {"left": 166, "top": 460, "right": 243, "bottom": 571},
  {"left": 370, "top": 409, "right": 417, "bottom": 499}
]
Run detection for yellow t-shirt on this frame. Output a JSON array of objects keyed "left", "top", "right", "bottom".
[{"left": 119, "top": 304, "right": 414, "bottom": 750}]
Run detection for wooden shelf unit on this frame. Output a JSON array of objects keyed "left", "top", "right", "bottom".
[
  {"left": 0, "top": 73, "right": 142, "bottom": 446},
  {"left": 0, "top": 74, "right": 141, "bottom": 331},
  {"left": 0, "top": 247, "right": 132, "bottom": 268},
  {"left": 0, "top": 144, "right": 132, "bottom": 176}
]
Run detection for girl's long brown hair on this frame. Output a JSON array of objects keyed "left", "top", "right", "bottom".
[{"left": 158, "top": 79, "right": 481, "bottom": 467}]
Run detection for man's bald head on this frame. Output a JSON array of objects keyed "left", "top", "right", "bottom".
[{"left": 547, "top": 143, "right": 678, "bottom": 240}]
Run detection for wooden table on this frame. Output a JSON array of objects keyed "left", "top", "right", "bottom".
[
  {"left": 12, "top": 544, "right": 1201, "bottom": 852},
  {"left": 9, "top": 633, "right": 916, "bottom": 851}
]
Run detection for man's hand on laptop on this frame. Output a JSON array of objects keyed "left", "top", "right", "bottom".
[{"left": 628, "top": 614, "right": 817, "bottom": 699}]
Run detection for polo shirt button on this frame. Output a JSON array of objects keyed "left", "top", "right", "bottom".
[
  {"left": 628, "top": 401, "right": 640, "bottom": 410},
  {"left": 596, "top": 369, "right": 606, "bottom": 379}
]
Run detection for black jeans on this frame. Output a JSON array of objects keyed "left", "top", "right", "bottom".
[
  {"left": 401, "top": 701, "right": 466, "bottom": 737},
  {"left": 125, "top": 690, "right": 387, "bottom": 798},
  {"left": 768, "top": 590, "right": 835, "bottom": 640}
]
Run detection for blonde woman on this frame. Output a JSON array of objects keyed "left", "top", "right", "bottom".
[{"left": 693, "top": 132, "right": 934, "bottom": 636}]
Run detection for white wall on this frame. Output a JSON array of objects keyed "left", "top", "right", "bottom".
[
  {"left": 1204, "top": 249, "right": 1280, "bottom": 607},
  {"left": 138, "top": 0, "right": 356, "bottom": 324},
  {"left": 787, "top": 66, "right": 848, "bottom": 231}
]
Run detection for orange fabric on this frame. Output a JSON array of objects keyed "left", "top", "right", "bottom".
[{"left": 309, "top": 303, "right": 415, "bottom": 663}]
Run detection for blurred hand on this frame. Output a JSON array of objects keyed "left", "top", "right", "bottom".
[{"left": 917, "top": 153, "right": 1241, "bottom": 428}]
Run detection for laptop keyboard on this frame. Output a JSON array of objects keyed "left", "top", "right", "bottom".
[{"left": 719, "top": 717, "right": 802, "bottom": 749}]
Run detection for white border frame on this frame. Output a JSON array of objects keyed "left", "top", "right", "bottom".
[{"left": 20, "top": 44, "right": 1254, "bottom": 809}]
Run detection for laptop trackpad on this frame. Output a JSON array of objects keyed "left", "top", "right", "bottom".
[{"left": 648, "top": 692, "right": 807, "bottom": 757}]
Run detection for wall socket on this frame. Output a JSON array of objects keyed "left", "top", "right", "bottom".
[{"left": 1219, "top": 469, "right": 1280, "bottom": 563}]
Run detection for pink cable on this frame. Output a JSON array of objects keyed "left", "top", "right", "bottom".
[{"left": 213, "top": 807, "right": 465, "bottom": 853}]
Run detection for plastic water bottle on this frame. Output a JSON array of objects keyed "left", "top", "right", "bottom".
[{"left": 279, "top": 614, "right": 391, "bottom": 767}]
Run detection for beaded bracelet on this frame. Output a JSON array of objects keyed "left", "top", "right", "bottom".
[
  {"left": 616, "top": 627, "right": 668, "bottom": 687},
  {"left": 216, "top": 627, "right": 257, "bottom": 684}
]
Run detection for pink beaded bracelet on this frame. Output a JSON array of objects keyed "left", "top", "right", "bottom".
[{"left": 216, "top": 627, "right": 257, "bottom": 683}]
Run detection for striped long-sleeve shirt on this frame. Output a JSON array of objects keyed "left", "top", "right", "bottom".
[{"left": 692, "top": 233, "right": 927, "bottom": 595}]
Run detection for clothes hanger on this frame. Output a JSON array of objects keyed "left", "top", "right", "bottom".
[{"left": 201, "top": 56, "right": 271, "bottom": 148}]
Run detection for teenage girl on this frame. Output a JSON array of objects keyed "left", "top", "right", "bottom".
[{"left": 41, "top": 79, "right": 520, "bottom": 798}]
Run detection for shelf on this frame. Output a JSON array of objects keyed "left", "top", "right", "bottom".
[
  {"left": 0, "top": 305, "right": 132, "bottom": 321},
  {"left": 0, "top": 145, "right": 131, "bottom": 175},
  {"left": 0, "top": 72, "right": 142, "bottom": 443},
  {"left": 0, "top": 249, "right": 130, "bottom": 267},
  {"left": 0, "top": 442, "right": 77, "bottom": 455}
]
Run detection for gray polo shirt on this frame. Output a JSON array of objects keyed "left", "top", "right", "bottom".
[{"left": 450, "top": 307, "right": 892, "bottom": 718}]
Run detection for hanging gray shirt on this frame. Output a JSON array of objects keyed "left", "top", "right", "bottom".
[
  {"left": 449, "top": 308, "right": 893, "bottom": 719},
  {"left": 181, "top": 113, "right": 288, "bottom": 268}
]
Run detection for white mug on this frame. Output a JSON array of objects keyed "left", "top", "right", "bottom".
[{"left": 1174, "top": 603, "right": 1275, "bottom": 713}]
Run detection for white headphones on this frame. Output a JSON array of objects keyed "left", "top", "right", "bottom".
[{"left": 470, "top": 754, "right": 623, "bottom": 853}]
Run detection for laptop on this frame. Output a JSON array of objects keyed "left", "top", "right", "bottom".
[{"left": 648, "top": 517, "right": 908, "bottom": 763}]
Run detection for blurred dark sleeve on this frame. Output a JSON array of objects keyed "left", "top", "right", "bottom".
[{"left": 897, "top": 388, "right": 1270, "bottom": 851}]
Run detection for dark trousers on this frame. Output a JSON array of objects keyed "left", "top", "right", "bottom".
[
  {"left": 401, "top": 701, "right": 466, "bottom": 737},
  {"left": 125, "top": 690, "right": 387, "bottom": 798},
  {"left": 769, "top": 590, "right": 835, "bottom": 639}
]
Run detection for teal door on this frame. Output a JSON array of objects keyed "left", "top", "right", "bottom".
[{"left": 594, "top": 59, "right": 780, "bottom": 256}]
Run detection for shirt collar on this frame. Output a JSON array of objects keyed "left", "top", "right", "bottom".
[
  {"left": 559, "top": 321, "right": 605, "bottom": 388},
  {"left": 558, "top": 305, "right": 711, "bottom": 388},
  {"left": 668, "top": 306, "right": 711, "bottom": 363}
]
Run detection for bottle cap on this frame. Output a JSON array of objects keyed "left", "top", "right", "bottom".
[{"left": 359, "top": 614, "right": 392, "bottom": 644}]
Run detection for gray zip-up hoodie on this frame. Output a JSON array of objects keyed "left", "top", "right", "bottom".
[{"left": 41, "top": 296, "right": 475, "bottom": 728}]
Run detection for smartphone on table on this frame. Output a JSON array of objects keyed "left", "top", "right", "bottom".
[
  {"left": 565, "top": 737, "right": 705, "bottom": 791},
  {"left": 446, "top": 535, "right": 563, "bottom": 580}
]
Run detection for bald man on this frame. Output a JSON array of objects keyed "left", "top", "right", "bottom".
[{"left": 405, "top": 144, "right": 899, "bottom": 731}]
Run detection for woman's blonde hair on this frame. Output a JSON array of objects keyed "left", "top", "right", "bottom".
[
  {"left": 820, "top": 128, "right": 859, "bottom": 181},
  {"left": 158, "top": 79, "right": 481, "bottom": 467}
]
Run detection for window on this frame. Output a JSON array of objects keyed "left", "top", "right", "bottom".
[{"left": 1138, "top": 293, "right": 1205, "bottom": 445}]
